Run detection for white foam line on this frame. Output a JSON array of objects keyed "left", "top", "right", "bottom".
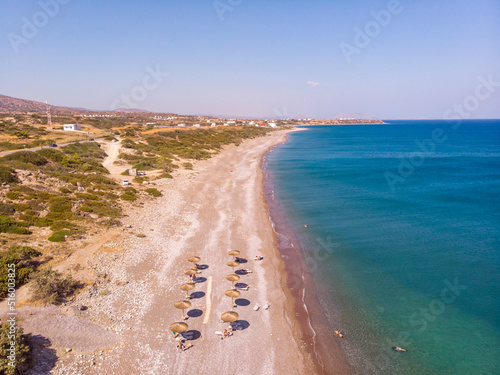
[{"left": 203, "top": 276, "right": 213, "bottom": 324}]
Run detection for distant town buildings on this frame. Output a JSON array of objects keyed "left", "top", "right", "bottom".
[
  {"left": 81, "top": 114, "right": 115, "bottom": 118},
  {"left": 63, "top": 124, "right": 81, "bottom": 131}
]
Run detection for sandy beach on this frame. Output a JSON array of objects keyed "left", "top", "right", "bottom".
[{"left": 1, "top": 129, "right": 334, "bottom": 374}]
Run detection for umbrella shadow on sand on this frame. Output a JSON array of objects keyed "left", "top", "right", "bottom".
[
  {"left": 190, "top": 291, "right": 205, "bottom": 299},
  {"left": 194, "top": 277, "right": 207, "bottom": 283},
  {"left": 187, "top": 309, "right": 204, "bottom": 318},
  {"left": 198, "top": 264, "right": 209, "bottom": 270},
  {"left": 234, "top": 298, "right": 250, "bottom": 307},
  {"left": 183, "top": 330, "right": 202, "bottom": 340},
  {"left": 235, "top": 258, "right": 248, "bottom": 264},
  {"left": 235, "top": 269, "right": 249, "bottom": 275},
  {"left": 233, "top": 320, "right": 250, "bottom": 330}
]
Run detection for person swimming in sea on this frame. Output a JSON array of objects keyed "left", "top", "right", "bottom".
[
  {"left": 392, "top": 346, "right": 407, "bottom": 352},
  {"left": 334, "top": 329, "right": 345, "bottom": 338}
]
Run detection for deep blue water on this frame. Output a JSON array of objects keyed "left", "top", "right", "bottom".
[{"left": 266, "top": 120, "right": 500, "bottom": 374}]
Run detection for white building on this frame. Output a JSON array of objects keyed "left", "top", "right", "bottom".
[
  {"left": 268, "top": 122, "right": 277, "bottom": 128},
  {"left": 63, "top": 124, "right": 81, "bottom": 131}
]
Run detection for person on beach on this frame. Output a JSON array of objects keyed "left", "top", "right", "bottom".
[{"left": 223, "top": 329, "right": 228, "bottom": 339}]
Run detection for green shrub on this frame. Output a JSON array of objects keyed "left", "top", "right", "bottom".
[
  {"left": 132, "top": 176, "right": 149, "bottom": 184},
  {"left": 29, "top": 268, "right": 81, "bottom": 305},
  {"left": 105, "top": 192, "right": 119, "bottom": 200},
  {"left": 5, "top": 192, "right": 22, "bottom": 200},
  {"left": 183, "top": 162, "right": 193, "bottom": 170},
  {"left": 158, "top": 173, "right": 173, "bottom": 179},
  {"left": 79, "top": 201, "right": 120, "bottom": 218},
  {"left": 123, "top": 186, "right": 135, "bottom": 192},
  {"left": 121, "top": 169, "right": 130, "bottom": 176},
  {"left": 2, "top": 151, "right": 47, "bottom": 166},
  {"left": 146, "top": 188, "right": 162, "bottom": 197},
  {"left": 33, "top": 217, "right": 52, "bottom": 227},
  {"left": 132, "top": 161, "right": 157, "bottom": 171},
  {"left": 46, "top": 196, "right": 73, "bottom": 221},
  {"left": 49, "top": 221, "right": 74, "bottom": 231},
  {"left": 12, "top": 203, "right": 30, "bottom": 212},
  {"left": 0, "top": 203, "right": 15, "bottom": 216},
  {"left": 0, "top": 165, "right": 18, "bottom": 184},
  {"left": 0, "top": 323, "right": 32, "bottom": 375},
  {"left": 0, "top": 246, "right": 41, "bottom": 299},
  {"left": 2, "top": 160, "right": 38, "bottom": 172},
  {"left": 48, "top": 230, "right": 70, "bottom": 242},
  {"left": 76, "top": 193, "right": 99, "bottom": 201},
  {"left": 0, "top": 216, "right": 29, "bottom": 235},
  {"left": 36, "top": 148, "right": 65, "bottom": 163},
  {"left": 36, "top": 192, "right": 52, "bottom": 200},
  {"left": 59, "top": 187, "right": 71, "bottom": 194},
  {"left": 11, "top": 186, "right": 35, "bottom": 194},
  {"left": 120, "top": 193, "right": 137, "bottom": 201}
]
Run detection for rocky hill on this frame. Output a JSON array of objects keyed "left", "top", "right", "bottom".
[{"left": 0, "top": 94, "right": 82, "bottom": 114}]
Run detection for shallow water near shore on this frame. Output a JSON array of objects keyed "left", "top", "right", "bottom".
[{"left": 265, "top": 120, "right": 500, "bottom": 374}]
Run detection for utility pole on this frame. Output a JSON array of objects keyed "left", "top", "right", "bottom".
[{"left": 46, "top": 101, "right": 52, "bottom": 129}]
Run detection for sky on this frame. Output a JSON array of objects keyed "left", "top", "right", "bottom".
[{"left": 1, "top": 0, "right": 499, "bottom": 119}]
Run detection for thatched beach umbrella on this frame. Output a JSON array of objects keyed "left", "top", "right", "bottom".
[
  {"left": 174, "top": 300, "right": 192, "bottom": 320},
  {"left": 180, "top": 282, "right": 196, "bottom": 299},
  {"left": 221, "top": 311, "right": 239, "bottom": 323},
  {"left": 226, "top": 273, "right": 240, "bottom": 288},
  {"left": 227, "top": 261, "right": 239, "bottom": 272},
  {"left": 228, "top": 250, "right": 240, "bottom": 261},
  {"left": 184, "top": 268, "right": 197, "bottom": 281},
  {"left": 225, "top": 289, "right": 241, "bottom": 307},
  {"left": 188, "top": 256, "right": 201, "bottom": 264},
  {"left": 169, "top": 322, "right": 188, "bottom": 334}
]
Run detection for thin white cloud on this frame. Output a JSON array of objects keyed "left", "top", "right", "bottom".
[{"left": 306, "top": 81, "right": 319, "bottom": 87}]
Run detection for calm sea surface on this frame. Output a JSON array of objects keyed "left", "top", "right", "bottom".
[{"left": 265, "top": 120, "right": 500, "bottom": 374}]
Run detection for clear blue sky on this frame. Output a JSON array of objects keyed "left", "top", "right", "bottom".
[{"left": 1, "top": 0, "right": 499, "bottom": 119}]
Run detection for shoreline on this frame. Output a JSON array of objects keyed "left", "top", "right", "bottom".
[{"left": 262, "top": 130, "right": 355, "bottom": 374}]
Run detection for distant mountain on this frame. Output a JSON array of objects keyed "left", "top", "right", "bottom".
[
  {"left": 113, "top": 107, "right": 150, "bottom": 113},
  {"left": 0, "top": 94, "right": 95, "bottom": 115},
  {"left": 334, "top": 112, "right": 382, "bottom": 120},
  {"left": 0, "top": 94, "right": 150, "bottom": 115}
]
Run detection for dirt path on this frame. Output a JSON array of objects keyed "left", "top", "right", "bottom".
[{"left": 101, "top": 138, "right": 131, "bottom": 180}]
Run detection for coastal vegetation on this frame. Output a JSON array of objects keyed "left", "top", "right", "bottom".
[
  {"left": 29, "top": 268, "right": 82, "bottom": 305},
  {"left": 0, "top": 125, "right": 275, "bottom": 246},
  {"left": 0, "top": 246, "right": 41, "bottom": 298},
  {"left": 0, "top": 324, "right": 32, "bottom": 375}
]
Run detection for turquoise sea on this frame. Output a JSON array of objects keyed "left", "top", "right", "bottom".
[{"left": 265, "top": 120, "right": 500, "bottom": 374}]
